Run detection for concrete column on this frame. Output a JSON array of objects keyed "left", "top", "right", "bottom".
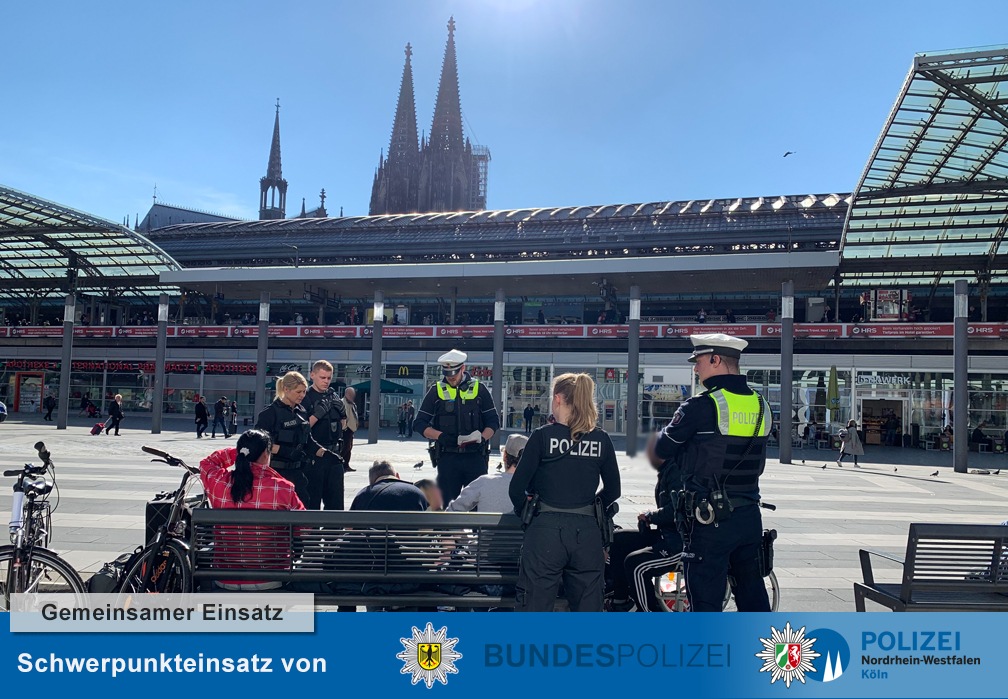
[
  {"left": 626, "top": 285, "right": 641, "bottom": 456},
  {"left": 954, "top": 279, "right": 968, "bottom": 473},
  {"left": 254, "top": 292, "right": 270, "bottom": 418},
  {"left": 368, "top": 291, "right": 384, "bottom": 444},
  {"left": 492, "top": 289, "right": 505, "bottom": 449},
  {"left": 780, "top": 281, "right": 795, "bottom": 464},
  {"left": 833, "top": 273, "right": 841, "bottom": 322},
  {"left": 151, "top": 294, "right": 169, "bottom": 434},
  {"left": 56, "top": 295, "right": 75, "bottom": 430}
]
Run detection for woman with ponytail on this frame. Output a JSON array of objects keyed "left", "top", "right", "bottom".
[
  {"left": 508, "top": 372, "right": 621, "bottom": 611},
  {"left": 199, "top": 429, "right": 305, "bottom": 590},
  {"left": 255, "top": 371, "right": 330, "bottom": 507}
]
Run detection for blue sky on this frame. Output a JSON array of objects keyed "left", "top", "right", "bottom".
[{"left": 2, "top": 1, "right": 1005, "bottom": 222}]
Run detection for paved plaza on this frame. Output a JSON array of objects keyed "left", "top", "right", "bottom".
[{"left": 2, "top": 413, "right": 1006, "bottom": 612}]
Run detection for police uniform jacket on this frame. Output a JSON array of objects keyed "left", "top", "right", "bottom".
[
  {"left": 654, "top": 374, "right": 771, "bottom": 503},
  {"left": 255, "top": 398, "right": 323, "bottom": 471},
  {"left": 302, "top": 386, "right": 347, "bottom": 449},
  {"left": 412, "top": 372, "right": 500, "bottom": 452},
  {"left": 508, "top": 423, "right": 621, "bottom": 513}
]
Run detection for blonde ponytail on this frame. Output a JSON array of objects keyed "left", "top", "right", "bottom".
[
  {"left": 553, "top": 372, "right": 598, "bottom": 441},
  {"left": 275, "top": 371, "right": 308, "bottom": 402}
]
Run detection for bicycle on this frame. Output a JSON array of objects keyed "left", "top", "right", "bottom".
[
  {"left": 117, "top": 446, "right": 201, "bottom": 596},
  {"left": 655, "top": 501, "right": 780, "bottom": 612},
  {"left": 2, "top": 441, "right": 86, "bottom": 611}
]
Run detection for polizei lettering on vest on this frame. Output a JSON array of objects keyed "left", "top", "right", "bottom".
[
  {"left": 731, "top": 411, "right": 761, "bottom": 426},
  {"left": 548, "top": 438, "right": 602, "bottom": 458}
]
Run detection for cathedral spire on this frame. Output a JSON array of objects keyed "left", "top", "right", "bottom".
[
  {"left": 260, "top": 99, "right": 288, "bottom": 220},
  {"left": 428, "top": 17, "right": 464, "bottom": 156},
  {"left": 369, "top": 43, "right": 421, "bottom": 214}
]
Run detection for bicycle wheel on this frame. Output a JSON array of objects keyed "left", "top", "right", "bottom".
[
  {"left": 0, "top": 545, "right": 86, "bottom": 612},
  {"left": 118, "top": 540, "right": 192, "bottom": 596},
  {"left": 723, "top": 570, "right": 780, "bottom": 612}
]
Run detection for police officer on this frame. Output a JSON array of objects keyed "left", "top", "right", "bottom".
[
  {"left": 413, "top": 349, "right": 500, "bottom": 504},
  {"left": 647, "top": 333, "right": 772, "bottom": 612},
  {"left": 508, "top": 372, "right": 621, "bottom": 611},
  {"left": 301, "top": 360, "right": 347, "bottom": 510},
  {"left": 256, "top": 371, "right": 329, "bottom": 507}
]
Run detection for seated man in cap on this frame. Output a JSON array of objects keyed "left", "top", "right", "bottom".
[
  {"left": 646, "top": 333, "right": 773, "bottom": 612},
  {"left": 447, "top": 434, "right": 527, "bottom": 513},
  {"left": 413, "top": 349, "right": 500, "bottom": 504}
]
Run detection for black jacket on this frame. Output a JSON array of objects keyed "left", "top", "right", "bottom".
[
  {"left": 107, "top": 400, "right": 123, "bottom": 419},
  {"left": 195, "top": 402, "right": 209, "bottom": 422},
  {"left": 508, "top": 423, "right": 621, "bottom": 512},
  {"left": 255, "top": 398, "right": 322, "bottom": 469}
]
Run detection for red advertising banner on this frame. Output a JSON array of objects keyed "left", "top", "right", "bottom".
[
  {"left": 505, "top": 325, "right": 586, "bottom": 338},
  {"left": 230, "top": 326, "right": 258, "bottom": 338},
  {"left": 114, "top": 326, "right": 160, "bottom": 338},
  {"left": 175, "top": 325, "right": 231, "bottom": 338},
  {"left": 665, "top": 324, "right": 758, "bottom": 338},
  {"left": 792, "top": 323, "right": 846, "bottom": 338},
  {"left": 0, "top": 327, "right": 8, "bottom": 338},
  {"left": 298, "top": 326, "right": 359, "bottom": 338},
  {"left": 74, "top": 327, "right": 115, "bottom": 338},
  {"left": 268, "top": 326, "right": 299, "bottom": 337},
  {"left": 848, "top": 323, "right": 954, "bottom": 338},
  {"left": 383, "top": 325, "right": 436, "bottom": 338},
  {"left": 9, "top": 327, "right": 62, "bottom": 338},
  {"left": 585, "top": 324, "right": 662, "bottom": 338},
  {"left": 966, "top": 323, "right": 1008, "bottom": 338},
  {"left": 434, "top": 326, "right": 494, "bottom": 338}
]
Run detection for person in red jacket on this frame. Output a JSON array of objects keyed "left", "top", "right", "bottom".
[{"left": 199, "top": 429, "right": 304, "bottom": 590}]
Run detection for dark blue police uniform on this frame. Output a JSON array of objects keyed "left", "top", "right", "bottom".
[{"left": 654, "top": 373, "right": 771, "bottom": 612}]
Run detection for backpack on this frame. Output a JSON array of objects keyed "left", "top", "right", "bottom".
[{"left": 85, "top": 547, "right": 143, "bottom": 593}]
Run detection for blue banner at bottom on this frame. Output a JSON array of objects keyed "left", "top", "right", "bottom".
[{"left": 2, "top": 612, "right": 1005, "bottom": 697}]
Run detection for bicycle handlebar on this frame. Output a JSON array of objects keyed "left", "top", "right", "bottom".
[
  {"left": 142, "top": 445, "right": 171, "bottom": 459},
  {"left": 33, "top": 441, "right": 53, "bottom": 467},
  {"left": 4, "top": 464, "right": 48, "bottom": 478},
  {"left": 759, "top": 501, "right": 777, "bottom": 511}
]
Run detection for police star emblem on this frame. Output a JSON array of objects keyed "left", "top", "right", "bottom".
[
  {"left": 755, "top": 622, "right": 819, "bottom": 687},
  {"left": 398, "top": 623, "right": 462, "bottom": 688}
]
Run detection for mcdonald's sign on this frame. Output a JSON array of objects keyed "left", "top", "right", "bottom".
[{"left": 384, "top": 364, "right": 424, "bottom": 379}]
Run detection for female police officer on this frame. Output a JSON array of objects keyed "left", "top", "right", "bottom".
[
  {"left": 508, "top": 372, "right": 621, "bottom": 611},
  {"left": 255, "top": 371, "right": 329, "bottom": 507}
]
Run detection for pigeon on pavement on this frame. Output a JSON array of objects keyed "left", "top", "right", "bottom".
[{"left": 931, "top": 470, "right": 939, "bottom": 477}]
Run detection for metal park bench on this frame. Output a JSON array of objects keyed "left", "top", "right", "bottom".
[
  {"left": 854, "top": 523, "right": 1008, "bottom": 611},
  {"left": 190, "top": 508, "right": 523, "bottom": 609}
]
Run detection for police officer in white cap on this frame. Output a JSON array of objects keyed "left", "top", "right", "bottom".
[
  {"left": 646, "top": 333, "right": 773, "bottom": 611},
  {"left": 413, "top": 349, "right": 500, "bottom": 503}
]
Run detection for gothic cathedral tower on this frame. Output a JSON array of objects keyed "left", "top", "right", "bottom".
[
  {"left": 370, "top": 44, "right": 420, "bottom": 215},
  {"left": 370, "top": 18, "right": 489, "bottom": 215},
  {"left": 260, "top": 100, "right": 288, "bottom": 220}
]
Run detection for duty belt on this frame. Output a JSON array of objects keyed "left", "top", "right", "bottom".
[{"left": 539, "top": 502, "right": 595, "bottom": 516}]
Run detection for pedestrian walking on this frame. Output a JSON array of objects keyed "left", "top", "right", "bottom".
[{"left": 837, "top": 418, "right": 864, "bottom": 467}]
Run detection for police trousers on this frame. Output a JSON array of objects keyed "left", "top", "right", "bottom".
[
  {"left": 516, "top": 512, "right": 605, "bottom": 612},
  {"left": 436, "top": 451, "right": 487, "bottom": 504},
  {"left": 681, "top": 504, "right": 769, "bottom": 612},
  {"left": 304, "top": 451, "right": 345, "bottom": 510}
]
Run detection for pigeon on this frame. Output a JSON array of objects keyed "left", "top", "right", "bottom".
[
  {"left": 931, "top": 471, "right": 939, "bottom": 477},
  {"left": 894, "top": 468, "right": 898, "bottom": 472},
  {"left": 994, "top": 470, "right": 1001, "bottom": 475},
  {"left": 821, "top": 464, "right": 827, "bottom": 470},
  {"left": 413, "top": 461, "right": 424, "bottom": 470},
  {"left": 801, "top": 459, "right": 805, "bottom": 464},
  {"left": 783, "top": 151, "right": 796, "bottom": 158}
]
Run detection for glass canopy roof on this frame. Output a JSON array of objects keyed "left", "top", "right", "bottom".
[
  {"left": 842, "top": 46, "right": 1008, "bottom": 287},
  {"left": 0, "top": 185, "right": 179, "bottom": 300}
]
